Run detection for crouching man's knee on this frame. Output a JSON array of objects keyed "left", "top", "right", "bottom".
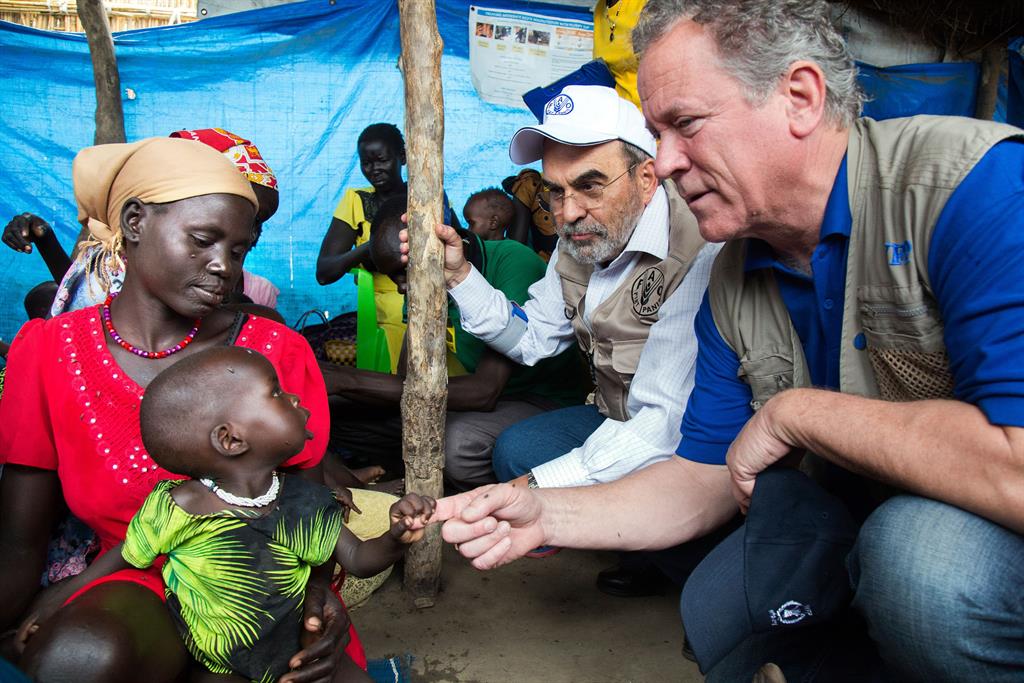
[{"left": 849, "top": 495, "right": 1024, "bottom": 682}]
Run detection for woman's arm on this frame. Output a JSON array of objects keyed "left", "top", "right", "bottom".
[
  {"left": 2, "top": 213, "right": 73, "bottom": 281},
  {"left": 316, "top": 218, "right": 373, "bottom": 285},
  {"left": 447, "top": 348, "right": 515, "bottom": 412},
  {"left": 0, "top": 465, "right": 61, "bottom": 630},
  {"left": 319, "top": 363, "right": 403, "bottom": 406}
]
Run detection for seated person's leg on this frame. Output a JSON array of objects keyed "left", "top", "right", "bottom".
[
  {"left": 491, "top": 404, "right": 605, "bottom": 481},
  {"left": 444, "top": 397, "right": 556, "bottom": 491},
  {"left": 849, "top": 495, "right": 1024, "bottom": 681},
  {"left": 327, "top": 396, "right": 404, "bottom": 477},
  {"left": 20, "top": 581, "right": 188, "bottom": 683}
]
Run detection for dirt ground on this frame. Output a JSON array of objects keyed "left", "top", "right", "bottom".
[{"left": 354, "top": 543, "right": 703, "bottom": 683}]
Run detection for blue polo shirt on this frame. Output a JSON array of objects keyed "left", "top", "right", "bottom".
[{"left": 679, "top": 140, "right": 1024, "bottom": 465}]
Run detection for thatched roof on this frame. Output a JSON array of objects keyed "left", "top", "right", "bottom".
[{"left": 833, "top": 0, "right": 1024, "bottom": 56}]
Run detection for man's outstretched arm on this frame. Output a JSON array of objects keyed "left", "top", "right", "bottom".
[{"left": 433, "top": 456, "right": 736, "bottom": 570}]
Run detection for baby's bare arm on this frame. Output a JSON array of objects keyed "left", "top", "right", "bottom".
[
  {"left": 333, "top": 525, "right": 403, "bottom": 579},
  {"left": 333, "top": 494, "right": 436, "bottom": 578}
]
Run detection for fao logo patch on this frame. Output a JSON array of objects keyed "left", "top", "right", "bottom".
[
  {"left": 545, "top": 94, "right": 574, "bottom": 117},
  {"left": 631, "top": 267, "right": 666, "bottom": 316}
]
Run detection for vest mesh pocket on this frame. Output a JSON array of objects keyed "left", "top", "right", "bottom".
[{"left": 866, "top": 347, "right": 955, "bottom": 402}]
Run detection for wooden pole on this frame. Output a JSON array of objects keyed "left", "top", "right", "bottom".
[
  {"left": 77, "top": 0, "right": 125, "bottom": 145},
  {"left": 974, "top": 43, "right": 1004, "bottom": 121},
  {"left": 398, "top": 0, "right": 447, "bottom": 607}
]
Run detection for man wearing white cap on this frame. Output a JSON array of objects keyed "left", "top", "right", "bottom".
[{"left": 436, "top": 85, "right": 721, "bottom": 578}]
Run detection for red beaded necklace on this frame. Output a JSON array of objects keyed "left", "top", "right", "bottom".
[{"left": 102, "top": 292, "right": 201, "bottom": 359}]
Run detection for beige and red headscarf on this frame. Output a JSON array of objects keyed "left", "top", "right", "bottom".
[
  {"left": 72, "top": 137, "right": 259, "bottom": 286},
  {"left": 169, "top": 128, "right": 278, "bottom": 190}
]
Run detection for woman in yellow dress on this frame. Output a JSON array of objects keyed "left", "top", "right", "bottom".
[{"left": 317, "top": 123, "right": 458, "bottom": 372}]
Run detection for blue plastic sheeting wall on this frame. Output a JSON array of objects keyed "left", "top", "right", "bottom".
[
  {"left": 858, "top": 61, "right": 979, "bottom": 120},
  {"left": 0, "top": 0, "right": 590, "bottom": 341},
  {"left": 0, "top": 5, "right": 1021, "bottom": 342}
]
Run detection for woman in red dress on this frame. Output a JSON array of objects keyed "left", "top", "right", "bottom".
[{"left": 0, "top": 137, "right": 358, "bottom": 682}]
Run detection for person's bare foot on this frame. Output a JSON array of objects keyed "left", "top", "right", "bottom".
[{"left": 351, "top": 465, "right": 386, "bottom": 485}]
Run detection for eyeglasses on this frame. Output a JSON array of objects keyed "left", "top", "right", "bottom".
[{"left": 543, "top": 162, "right": 639, "bottom": 212}]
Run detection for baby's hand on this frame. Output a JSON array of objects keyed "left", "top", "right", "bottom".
[
  {"left": 388, "top": 493, "right": 437, "bottom": 544},
  {"left": 331, "top": 486, "right": 361, "bottom": 523}
]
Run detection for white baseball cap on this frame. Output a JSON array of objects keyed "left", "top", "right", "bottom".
[{"left": 508, "top": 85, "right": 657, "bottom": 165}]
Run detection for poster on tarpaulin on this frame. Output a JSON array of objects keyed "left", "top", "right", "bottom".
[{"left": 469, "top": 5, "right": 594, "bottom": 109}]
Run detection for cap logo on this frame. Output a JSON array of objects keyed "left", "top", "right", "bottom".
[
  {"left": 768, "top": 600, "right": 813, "bottom": 626},
  {"left": 545, "top": 94, "right": 574, "bottom": 117}
]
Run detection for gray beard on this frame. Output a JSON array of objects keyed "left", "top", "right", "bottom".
[{"left": 558, "top": 207, "right": 642, "bottom": 265}]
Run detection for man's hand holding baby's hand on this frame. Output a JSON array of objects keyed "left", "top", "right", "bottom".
[{"left": 388, "top": 493, "right": 437, "bottom": 544}]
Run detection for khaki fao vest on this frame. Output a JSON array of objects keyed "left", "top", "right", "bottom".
[
  {"left": 557, "top": 182, "right": 706, "bottom": 421},
  {"left": 709, "top": 115, "right": 1022, "bottom": 410}
]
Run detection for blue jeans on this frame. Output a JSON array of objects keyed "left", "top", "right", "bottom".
[
  {"left": 848, "top": 495, "right": 1024, "bottom": 682},
  {"left": 491, "top": 404, "right": 606, "bottom": 482},
  {"left": 702, "top": 495, "right": 1024, "bottom": 682}
]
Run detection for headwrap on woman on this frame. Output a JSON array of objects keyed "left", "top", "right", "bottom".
[
  {"left": 169, "top": 128, "right": 278, "bottom": 190},
  {"left": 72, "top": 137, "right": 259, "bottom": 290}
]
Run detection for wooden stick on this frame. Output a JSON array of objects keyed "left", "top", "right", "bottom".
[
  {"left": 974, "top": 43, "right": 1004, "bottom": 121},
  {"left": 77, "top": 0, "right": 125, "bottom": 145},
  {"left": 398, "top": 0, "right": 447, "bottom": 607}
]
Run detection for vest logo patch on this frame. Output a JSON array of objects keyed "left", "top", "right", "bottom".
[
  {"left": 769, "top": 600, "right": 813, "bottom": 627},
  {"left": 631, "top": 267, "right": 666, "bottom": 316},
  {"left": 885, "top": 240, "right": 912, "bottom": 266}
]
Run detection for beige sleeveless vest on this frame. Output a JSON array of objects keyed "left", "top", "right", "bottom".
[
  {"left": 708, "top": 116, "right": 1021, "bottom": 500},
  {"left": 709, "top": 116, "right": 1022, "bottom": 410},
  {"left": 557, "top": 182, "right": 705, "bottom": 421}
]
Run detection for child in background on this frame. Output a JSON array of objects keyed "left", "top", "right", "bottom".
[
  {"left": 463, "top": 188, "right": 515, "bottom": 241},
  {"left": 18, "top": 346, "right": 434, "bottom": 683},
  {"left": 1, "top": 281, "right": 58, "bottom": 359},
  {"left": 502, "top": 169, "right": 558, "bottom": 262}
]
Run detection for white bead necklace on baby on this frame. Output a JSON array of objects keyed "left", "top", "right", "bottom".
[{"left": 200, "top": 471, "right": 281, "bottom": 507}]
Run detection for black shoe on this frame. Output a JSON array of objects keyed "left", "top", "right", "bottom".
[
  {"left": 596, "top": 562, "right": 669, "bottom": 597},
  {"left": 682, "top": 634, "right": 697, "bottom": 663}
]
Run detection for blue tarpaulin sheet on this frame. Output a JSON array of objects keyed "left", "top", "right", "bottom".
[
  {"left": 0, "top": 0, "right": 590, "bottom": 340},
  {"left": 858, "top": 61, "right": 980, "bottom": 120},
  {"left": 0, "top": 4, "right": 1021, "bottom": 341}
]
